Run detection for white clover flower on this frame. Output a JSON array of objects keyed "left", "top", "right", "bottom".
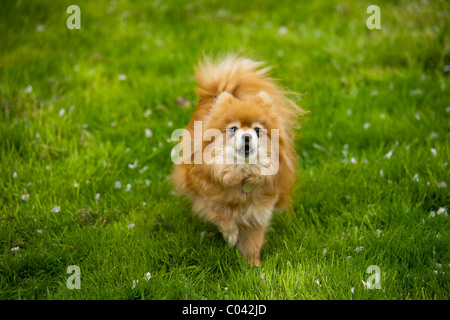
[
  {"left": 144, "top": 272, "right": 151, "bottom": 281},
  {"left": 143, "top": 109, "right": 152, "bottom": 117},
  {"left": 51, "top": 205, "right": 60, "bottom": 213},
  {"left": 95, "top": 193, "right": 100, "bottom": 202},
  {"left": 145, "top": 128, "right": 153, "bottom": 138},
  {"left": 36, "top": 24, "right": 45, "bottom": 32},
  {"left": 431, "top": 148, "right": 437, "bottom": 157},
  {"left": 128, "top": 159, "right": 138, "bottom": 169},
  {"left": 115, "top": 181, "right": 121, "bottom": 189},
  {"left": 278, "top": 26, "right": 287, "bottom": 35},
  {"left": 24, "top": 85, "right": 33, "bottom": 94},
  {"left": 118, "top": 74, "right": 127, "bottom": 81},
  {"left": 59, "top": 108, "right": 65, "bottom": 117},
  {"left": 127, "top": 223, "right": 135, "bottom": 230}
]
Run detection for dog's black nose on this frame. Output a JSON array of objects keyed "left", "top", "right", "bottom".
[{"left": 242, "top": 133, "right": 252, "bottom": 144}]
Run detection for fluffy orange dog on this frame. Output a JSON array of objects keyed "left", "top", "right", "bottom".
[{"left": 171, "top": 55, "right": 304, "bottom": 266}]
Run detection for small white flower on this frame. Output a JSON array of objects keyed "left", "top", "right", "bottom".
[
  {"left": 125, "top": 184, "right": 131, "bottom": 192},
  {"left": 51, "top": 205, "right": 60, "bottom": 213},
  {"left": 430, "top": 148, "right": 437, "bottom": 157},
  {"left": 413, "top": 173, "right": 420, "bottom": 182},
  {"left": 346, "top": 256, "right": 352, "bottom": 261},
  {"left": 24, "top": 85, "right": 33, "bottom": 94},
  {"left": 128, "top": 159, "right": 138, "bottom": 169},
  {"left": 377, "top": 229, "right": 382, "bottom": 237},
  {"left": 74, "top": 182, "right": 78, "bottom": 188},
  {"left": 132, "top": 280, "right": 138, "bottom": 290},
  {"left": 380, "top": 113, "right": 386, "bottom": 119},
  {"left": 36, "top": 24, "right": 45, "bottom": 32},
  {"left": 13, "top": 172, "right": 18, "bottom": 179},
  {"left": 59, "top": 108, "right": 65, "bottom": 117},
  {"left": 361, "top": 280, "right": 368, "bottom": 290},
  {"left": 429, "top": 132, "right": 438, "bottom": 140},
  {"left": 127, "top": 223, "right": 135, "bottom": 230},
  {"left": 95, "top": 193, "right": 101, "bottom": 201},
  {"left": 438, "top": 181, "right": 447, "bottom": 188},
  {"left": 118, "top": 74, "right": 127, "bottom": 81},
  {"left": 411, "top": 89, "right": 423, "bottom": 96},
  {"left": 144, "top": 272, "right": 151, "bottom": 281},
  {"left": 436, "top": 207, "right": 446, "bottom": 215},
  {"left": 346, "top": 109, "right": 353, "bottom": 116},
  {"left": 21, "top": 194, "right": 30, "bottom": 201},
  {"left": 350, "top": 157, "right": 357, "bottom": 164},
  {"left": 315, "top": 279, "right": 321, "bottom": 287},
  {"left": 278, "top": 26, "right": 288, "bottom": 35},
  {"left": 143, "top": 109, "right": 152, "bottom": 117},
  {"left": 145, "top": 128, "right": 153, "bottom": 138},
  {"left": 363, "top": 122, "right": 371, "bottom": 130},
  {"left": 167, "top": 121, "right": 173, "bottom": 127},
  {"left": 115, "top": 181, "right": 121, "bottom": 189},
  {"left": 111, "top": 121, "right": 116, "bottom": 128},
  {"left": 322, "top": 248, "right": 327, "bottom": 256},
  {"left": 37, "top": 229, "right": 43, "bottom": 234},
  {"left": 139, "top": 165, "right": 148, "bottom": 174},
  {"left": 11, "top": 246, "right": 20, "bottom": 252},
  {"left": 355, "top": 246, "right": 365, "bottom": 252},
  {"left": 384, "top": 150, "right": 393, "bottom": 159},
  {"left": 351, "top": 287, "right": 355, "bottom": 294},
  {"left": 429, "top": 211, "right": 435, "bottom": 218},
  {"left": 380, "top": 169, "right": 384, "bottom": 177}
]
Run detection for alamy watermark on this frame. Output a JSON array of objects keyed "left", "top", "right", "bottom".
[
  {"left": 66, "top": 265, "right": 81, "bottom": 289},
  {"left": 170, "top": 121, "right": 281, "bottom": 176},
  {"left": 366, "top": 5, "right": 381, "bottom": 29}
]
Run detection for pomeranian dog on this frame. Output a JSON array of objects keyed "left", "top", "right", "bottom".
[{"left": 171, "top": 55, "right": 304, "bottom": 266}]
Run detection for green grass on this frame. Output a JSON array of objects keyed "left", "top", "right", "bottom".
[{"left": 1, "top": 0, "right": 449, "bottom": 300}]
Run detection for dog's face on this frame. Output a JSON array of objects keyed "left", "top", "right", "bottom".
[{"left": 204, "top": 91, "right": 282, "bottom": 169}]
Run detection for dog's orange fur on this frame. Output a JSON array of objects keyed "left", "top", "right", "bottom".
[{"left": 171, "top": 55, "right": 304, "bottom": 266}]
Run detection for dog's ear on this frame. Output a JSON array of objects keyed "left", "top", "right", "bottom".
[
  {"left": 256, "top": 91, "right": 274, "bottom": 108},
  {"left": 215, "top": 91, "right": 233, "bottom": 105}
]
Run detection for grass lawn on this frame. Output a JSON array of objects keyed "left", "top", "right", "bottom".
[{"left": 0, "top": 0, "right": 449, "bottom": 300}]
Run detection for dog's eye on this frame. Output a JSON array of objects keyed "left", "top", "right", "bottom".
[
  {"left": 229, "top": 126, "right": 238, "bottom": 133},
  {"left": 254, "top": 127, "right": 261, "bottom": 137}
]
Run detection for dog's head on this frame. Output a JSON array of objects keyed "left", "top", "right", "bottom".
[{"left": 202, "top": 91, "right": 284, "bottom": 175}]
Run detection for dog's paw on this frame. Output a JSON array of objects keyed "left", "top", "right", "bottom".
[{"left": 221, "top": 227, "right": 239, "bottom": 247}]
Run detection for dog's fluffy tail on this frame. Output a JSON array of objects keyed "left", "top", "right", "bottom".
[{"left": 194, "top": 54, "right": 306, "bottom": 132}]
